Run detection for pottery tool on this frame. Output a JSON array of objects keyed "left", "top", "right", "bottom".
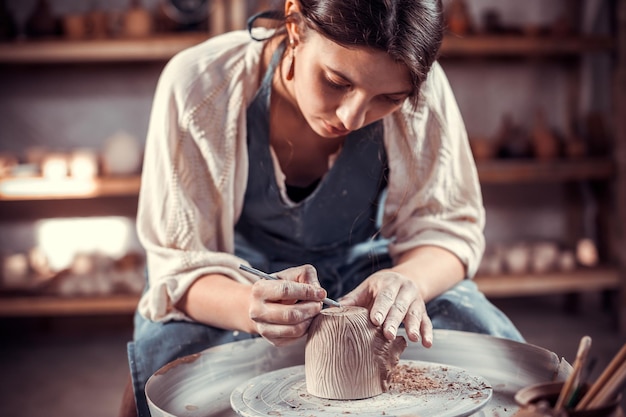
[
  {"left": 554, "top": 335, "right": 592, "bottom": 412},
  {"left": 239, "top": 264, "right": 341, "bottom": 308},
  {"left": 566, "top": 356, "right": 597, "bottom": 408},
  {"left": 576, "top": 343, "right": 626, "bottom": 410}
]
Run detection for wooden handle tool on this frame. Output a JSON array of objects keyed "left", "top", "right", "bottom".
[
  {"left": 554, "top": 335, "right": 592, "bottom": 412},
  {"left": 576, "top": 343, "right": 626, "bottom": 410}
]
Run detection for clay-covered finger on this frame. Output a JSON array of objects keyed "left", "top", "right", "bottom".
[
  {"left": 252, "top": 278, "right": 326, "bottom": 303},
  {"left": 402, "top": 300, "right": 428, "bottom": 343},
  {"left": 382, "top": 279, "right": 419, "bottom": 337},
  {"left": 369, "top": 285, "right": 400, "bottom": 327},
  {"left": 381, "top": 297, "right": 411, "bottom": 340},
  {"left": 275, "top": 264, "right": 321, "bottom": 286},
  {"left": 419, "top": 314, "right": 434, "bottom": 348},
  {"left": 256, "top": 319, "right": 313, "bottom": 346},
  {"left": 250, "top": 300, "right": 322, "bottom": 326}
]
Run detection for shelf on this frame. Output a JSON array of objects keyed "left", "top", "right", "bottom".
[
  {"left": 0, "top": 33, "right": 209, "bottom": 64},
  {"left": 0, "top": 158, "right": 614, "bottom": 203},
  {"left": 0, "top": 176, "right": 141, "bottom": 201},
  {"left": 0, "top": 268, "right": 617, "bottom": 316},
  {"left": 0, "top": 33, "right": 614, "bottom": 65},
  {"left": 0, "top": 294, "right": 140, "bottom": 317},
  {"left": 441, "top": 35, "right": 614, "bottom": 57},
  {"left": 475, "top": 267, "right": 620, "bottom": 298},
  {"left": 476, "top": 158, "right": 616, "bottom": 184}
]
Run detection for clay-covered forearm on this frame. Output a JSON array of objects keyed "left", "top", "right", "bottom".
[
  {"left": 176, "top": 274, "right": 257, "bottom": 334},
  {"left": 391, "top": 245, "right": 465, "bottom": 303}
]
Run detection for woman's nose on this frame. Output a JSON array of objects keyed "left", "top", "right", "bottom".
[{"left": 336, "top": 95, "right": 367, "bottom": 131}]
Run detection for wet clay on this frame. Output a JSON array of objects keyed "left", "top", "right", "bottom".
[{"left": 305, "top": 306, "right": 407, "bottom": 400}]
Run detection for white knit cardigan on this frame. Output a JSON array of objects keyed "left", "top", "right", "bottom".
[{"left": 136, "top": 30, "right": 485, "bottom": 322}]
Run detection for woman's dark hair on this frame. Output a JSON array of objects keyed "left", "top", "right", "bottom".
[
  {"left": 250, "top": 0, "right": 443, "bottom": 106},
  {"left": 300, "top": 0, "right": 442, "bottom": 105}
]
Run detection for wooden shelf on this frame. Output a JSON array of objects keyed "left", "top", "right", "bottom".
[
  {"left": 0, "top": 176, "right": 141, "bottom": 201},
  {"left": 475, "top": 267, "right": 620, "bottom": 298},
  {"left": 0, "top": 158, "right": 613, "bottom": 203},
  {"left": 441, "top": 35, "right": 614, "bottom": 57},
  {"left": 0, "top": 294, "right": 140, "bottom": 317},
  {"left": 0, "top": 33, "right": 614, "bottom": 65},
  {"left": 0, "top": 268, "right": 617, "bottom": 316},
  {"left": 477, "top": 158, "right": 616, "bottom": 184},
  {"left": 0, "top": 33, "right": 209, "bottom": 64}
]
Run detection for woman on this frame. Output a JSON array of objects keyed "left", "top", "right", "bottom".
[{"left": 122, "top": 0, "right": 524, "bottom": 415}]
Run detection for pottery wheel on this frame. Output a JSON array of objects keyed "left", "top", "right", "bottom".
[{"left": 230, "top": 360, "right": 492, "bottom": 417}]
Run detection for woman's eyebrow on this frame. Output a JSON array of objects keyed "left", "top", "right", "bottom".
[{"left": 327, "top": 67, "right": 412, "bottom": 96}]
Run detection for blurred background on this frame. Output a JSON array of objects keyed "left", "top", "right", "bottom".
[{"left": 0, "top": 0, "right": 624, "bottom": 416}]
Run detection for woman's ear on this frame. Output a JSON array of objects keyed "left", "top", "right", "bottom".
[{"left": 284, "top": 0, "right": 302, "bottom": 44}]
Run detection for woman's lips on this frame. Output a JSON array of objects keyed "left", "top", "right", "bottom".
[{"left": 324, "top": 121, "right": 350, "bottom": 136}]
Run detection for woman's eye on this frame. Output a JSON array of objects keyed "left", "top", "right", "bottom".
[
  {"left": 324, "top": 76, "right": 349, "bottom": 91},
  {"left": 384, "top": 96, "right": 404, "bottom": 105}
]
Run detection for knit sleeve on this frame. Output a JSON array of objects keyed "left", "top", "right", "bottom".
[
  {"left": 382, "top": 62, "right": 485, "bottom": 279},
  {"left": 135, "top": 34, "right": 258, "bottom": 322}
]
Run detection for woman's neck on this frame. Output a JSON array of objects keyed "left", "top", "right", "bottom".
[{"left": 262, "top": 37, "right": 344, "bottom": 187}]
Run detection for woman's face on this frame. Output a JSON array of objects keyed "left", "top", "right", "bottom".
[{"left": 290, "top": 30, "right": 413, "bottom": 139}]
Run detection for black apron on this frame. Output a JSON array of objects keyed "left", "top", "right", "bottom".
[{"left": 235, "top": 42, "right": 389, "bottom": 298}]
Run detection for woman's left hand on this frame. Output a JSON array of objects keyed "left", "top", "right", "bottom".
[{"left": 339, "top": 269, "right": 433, "bottom": 347}]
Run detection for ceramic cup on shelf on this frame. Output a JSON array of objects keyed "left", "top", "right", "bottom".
[
  {"left": 88, "top": 9, "right": 108, "bottom": 38},
  {"left": 62, "top": 13, "right": 87, "bottom": 40},
  {"left": 122, "top": 0, "right": 153, "bottom": 38}
]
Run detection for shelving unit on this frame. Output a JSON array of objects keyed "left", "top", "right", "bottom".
[
  {"left": 0, "top": 33, "right": 209, "bottom": 63},
  {"left": 0, "top": 294, "right": 140, "bottom": 316},
  {"left": 0, "top": 165, "right": 620, "bottom": 316},
  {"left": 0, "top": 177, "right": 140, "bottom": 221},
  {"left": 473, "top": 158, "right": 622, "bottom": 301},
  {"left": 0, "top": 176, "right": 141, "bottom": 200},
  {"left": 0, "top": 33, "right": 615, "bottom": 64},
  {"left": 0, "top": 2, "right": 623, "bottom": 329},
  {"left": 439, "top": 1, "right": 625, "bottom": 334},
  {"left": 475, "top": 267, "right": 620, "bottom": 298},
  {"left": 476, "top": 158, "right": 615, "bottom": 184},
  {"left": 0, "top": 158, "right": 613, "bottom": 202},
  {"left": 441, "top": 34, "right": 614, "bottom": 57}
]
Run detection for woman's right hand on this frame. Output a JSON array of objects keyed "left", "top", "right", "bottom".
[{"left": 248, "top": 265, "right": 327, "bottom": 346}]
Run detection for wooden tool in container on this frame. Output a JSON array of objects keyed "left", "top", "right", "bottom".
[
  {"left": 575, "top": 344, "right": 626, "bottom": 411},
  {"left": 554, "top": 335, "right": 592, "bottom": 412}
]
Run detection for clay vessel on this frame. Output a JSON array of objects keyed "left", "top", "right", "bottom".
[
  {"left": 123, "top": 0, "right": 153, "bottom": 38},
  {"left": 305, "top": 306, "right": 407, "bottom": 400},
  {"left": 446, "top": 0, "right": 472, "bottom": 35},
  {"left": 531, "top": 110, "right": 560, "bottom": 160}
]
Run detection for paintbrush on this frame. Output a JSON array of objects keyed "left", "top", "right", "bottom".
[
  {"left": 565, "top": 358, "right": 597, "bottom": 410},
  {"left": 566, "top": 356, "right": 597, "bottom": 408},
  {"left": 586, "top": 355, "right": 626, "bottom": 410},
  {"left": 576, "top": 343, "right": 626, "bottom": 410},
  {"left": 554, "top": 335, "right": 592, "bottom": 412},
  {"left": 239, "top": 264, "right": 342, "bottom": 308}
]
